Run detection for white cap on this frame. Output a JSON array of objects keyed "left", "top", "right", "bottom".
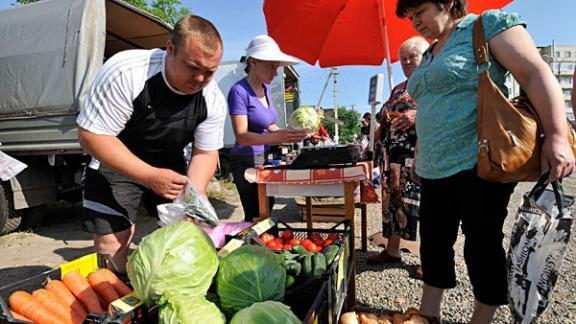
[{"left": 245, "top": 35, "right": 299, "bottom": 66}]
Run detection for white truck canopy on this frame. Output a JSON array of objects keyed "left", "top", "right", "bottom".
[{"left": 0, "top": 0, "right": 172, "bottom": 118}]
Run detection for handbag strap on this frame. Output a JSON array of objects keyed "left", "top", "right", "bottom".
[
  {"left": 472, "top": 15, "right": 490, "bottom": 68},
  {"left": 528, "top": 173, "right": 567, "bottom": 218}
]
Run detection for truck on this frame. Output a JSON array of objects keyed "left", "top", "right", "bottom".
[
  {"left": 213, "top": 61, "right": 301, "bottom": 179},
  {"left": 0, "top": 0, "right": 173, "bottom": 234}
]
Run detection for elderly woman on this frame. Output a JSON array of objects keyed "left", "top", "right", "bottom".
[
  {"left": 396, "top": 0, "right": 574, "bottom": 323},
  {"left": 228, "top": 35, "right": 307, "bottom": 221},
  {"left": 367, "top": 37, "right": 429, "bottom": 277}
]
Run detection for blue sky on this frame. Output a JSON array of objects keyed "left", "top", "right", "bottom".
[{"left": 2, "top": 0, "right": 575, "bottom": 114}]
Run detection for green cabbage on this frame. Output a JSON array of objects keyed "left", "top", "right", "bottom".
[
  {"left": 159, "top": 294, "right": 226, "bottom": 324},
  {"left": 289, "top": 106, "right": 321, "bottom": 135},
  {"left": 127, "top": 222, "right": 219, "bottom": 306},
  {"left": 230, "top": 301, "right": 301, "bottom": 324},
  {"left": 216, "top": 245, "right": 286, "bottom": 316}
]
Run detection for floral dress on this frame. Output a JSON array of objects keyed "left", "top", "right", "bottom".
[{"left": 378, "top": 81, "right": 420, "bottom": 241}]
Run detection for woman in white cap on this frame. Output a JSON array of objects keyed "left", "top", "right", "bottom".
[{"left": 229, "top": 35, "right": 307, "bottom": 221}]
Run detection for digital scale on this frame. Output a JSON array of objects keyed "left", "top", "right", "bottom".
[{"left": 280, "top": 144, "right": 363, "bottom": 169}]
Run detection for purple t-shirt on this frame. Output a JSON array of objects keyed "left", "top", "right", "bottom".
[{"left": 228, "top": 78, "right": 277, "bottom": 156}]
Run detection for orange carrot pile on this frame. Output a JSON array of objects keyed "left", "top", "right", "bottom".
[{"left": 7, "top": 268, "right": 133, "bottom": 324}]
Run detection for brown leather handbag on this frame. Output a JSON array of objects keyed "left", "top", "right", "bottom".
[{"left": 473, "top": 16, "right": 576, "bottom": 183}]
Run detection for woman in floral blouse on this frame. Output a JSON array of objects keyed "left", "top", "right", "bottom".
[{"left": 367, "top": 37, "right": 429, "bottom": 273}]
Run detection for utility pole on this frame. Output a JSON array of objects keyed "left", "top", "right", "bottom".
[{"left": 332, "top": 67, "right": 339, "bottom": 144}]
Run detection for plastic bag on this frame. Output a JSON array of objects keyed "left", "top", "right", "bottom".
[
  {"left": 202, "top": 222, "right": 254, "bottom": 248},
  {"left": 157, "top": 180, "right": 219, "bottom": 228},
  {"left": 507, "top": 176, "right": 574, "bottom": 323}
]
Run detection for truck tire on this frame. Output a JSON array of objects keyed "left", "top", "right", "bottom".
[{"left": 0, "top": 183, "right": 22, "bottom": 235}]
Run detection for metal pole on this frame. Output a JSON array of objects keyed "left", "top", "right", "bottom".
[
  {"left": 316, "top": 70, "right": 333, "bottom": 109},
  {"left": 333, "top": 67, "right": 339, "bottom": 144},
  {"left": 380, "top": 0, "right": 394, "bottom": 92},
  {"left": 369, "top": 103, "right": 376, "bottom": 151}
]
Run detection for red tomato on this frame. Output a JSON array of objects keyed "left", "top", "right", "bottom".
[
  {"left": 323, "top": 239, "right": 334, "bottom": 247},
  {"left": 305, "top": 242, "right": 319, "bottom": 252},
  {"left": 289, "top": 238, "right": 301, "bottom": 245},
  {"left": 310, "top": 233, "right": 323, "bottom": 241},
  {"left": 260, "top": 233, "right": 275, "bottom": 243},
  {"left": 266, "top": 240, "right": 283, "bottom": 250},
  {"left": 281, "top": 230, "right": 294, "bottom": 241},
  {"left": 283, "top": 244, "right": 293, "bottom": 250},
  {"left": 301, "top": 239, "right": 314, "bottom": 249},
  {"left": 311, "top": 245, "right": 323, "bottom": 253},
  {"left": 272, "top": 238, "right": 284, "bottom": 246},
  {"left": 327, "top": 233, "right": 340, "bottom": 241}
]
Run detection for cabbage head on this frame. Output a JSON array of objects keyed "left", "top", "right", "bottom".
[
  {"left": 289, "top": 106, "right": 321, "bottom": 135},
  {"left": 230, "top": 301, "right": 300, "bottom": 324},
  {"left": 127, "top": 221, "right": 219, "bottom": 305},
  {"left": 159, "top": 294, "right": 226, "bottom": 324},
  {"left": 216, "top": 245, "right": 285, "bottom": 316}
]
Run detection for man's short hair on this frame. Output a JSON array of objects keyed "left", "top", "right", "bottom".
[
  {"left": 171, "top": 15, "right": 223, "bottom": 53},
  {"left": 399, "top": 36, "right": 430, "bottom": 55}
]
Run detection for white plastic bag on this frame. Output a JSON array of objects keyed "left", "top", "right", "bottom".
[
  {"left": 157, "top": 180, "right": 219, "bottom": 228},
  {"left": 0, "top": 150, "right": 27, "bottom": 181}
]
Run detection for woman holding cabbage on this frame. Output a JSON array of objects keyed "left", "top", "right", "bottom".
[{"left": 228, "top": 35, "right": 307, "bottom": 221}]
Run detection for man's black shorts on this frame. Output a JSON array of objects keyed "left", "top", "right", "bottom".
[{"left": 82, "top": 166, "right": 169, "bottom": 234}]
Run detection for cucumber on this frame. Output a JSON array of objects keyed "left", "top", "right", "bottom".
[
  {"left": 302, "top": 253, "right": 314, "bottom": 279},
  {"left": 286, "top": 260, "right": 302, "bottom": 277},
  {"left": 280, "top": 250, "right": 298, "bottom": 261},
  {"left": 285, "top": 275, "right": 296, "bottom": 288},
  {"left": 322, "top": 244, "right": 340, "bottom": 267},
  {"left": 291, "top": 244, "right": 308, "bottom": 255},
  {"left": 312, "top": 252, "right": 327, "bottom": 277}
]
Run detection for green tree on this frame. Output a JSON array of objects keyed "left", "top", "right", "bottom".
[
  {"left": 14, "top": 0, "right": 191, "bottom": 27},
  {"left": 324, "top": 107, "right": 361, "bottom": 144}
]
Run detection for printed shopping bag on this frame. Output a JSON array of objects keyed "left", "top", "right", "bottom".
[{"left": 507, "top": 175, "right": 574, "bottom": 324}]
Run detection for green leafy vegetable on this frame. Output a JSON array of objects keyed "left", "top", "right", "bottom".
[
  {"left": 289, "top": 106, "right": 321, "bottom": 135},
  {"left": 127, "top": 222, "right": 219, "bottom": 306},
  {"left": 159, "top": 294, "right": 226, "bottom": 324},
  {"left": 216, "top": 245, "right": 286, "bottom": 316},
  {"left": 230, "top": 301, "right": 301, "bottom": 324}
]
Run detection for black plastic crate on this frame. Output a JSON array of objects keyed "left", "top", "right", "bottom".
[
  {"left": 0, "top": 253, "right": 155, "bottom": 324},
  {"left": 235, "top": 220, "right": 353, "bottom": 324}
]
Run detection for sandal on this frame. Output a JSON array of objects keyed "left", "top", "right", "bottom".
[{"left": 366, "top": 250, "right": 402, "bottom": 265}]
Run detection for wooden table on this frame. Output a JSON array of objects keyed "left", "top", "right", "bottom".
[{"left": 245, "top": 164, "right": 370, "bottom": 308}]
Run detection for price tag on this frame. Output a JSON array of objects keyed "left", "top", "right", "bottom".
[
  {"left": 336, "top": 254, "right": 344, "bottom": 292},
  {"left": 218, "top": 239, "right": 244, "bottom": 258},
  {"left": 110, "top": 294, "right": 143, "bottom": 313},
  {"left": 250, "top": 218, "right": 274, "bottom": 235}
]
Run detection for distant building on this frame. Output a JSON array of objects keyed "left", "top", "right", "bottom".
[
  {"left": 539, "top": 44, "right": 576, "bottom": 121},
  {"left": 504, "top": 44, "right": 575, "bottom": 121}
]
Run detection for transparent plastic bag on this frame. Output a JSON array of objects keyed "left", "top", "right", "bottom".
[{"left": 157, "top": 180, "right": 219, "bottom": 228}]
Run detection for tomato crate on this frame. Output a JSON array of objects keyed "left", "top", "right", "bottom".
[
  {"left": 0, "top": 253, "right": 156, "bottom": 324},
  {"left": 231, "top": 219, "right": 353, "bottom": 324}
]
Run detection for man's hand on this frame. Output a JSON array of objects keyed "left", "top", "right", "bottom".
[
  {"left": 391, "top": 110, "right": 416, "bottom": 132},
  {"left": 145, "top": 168, "right": 188, "bottom": 200}
]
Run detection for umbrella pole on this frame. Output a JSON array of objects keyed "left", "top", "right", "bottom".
[{"left": 381, "top": 0, "right": 395, "bottom": 92}]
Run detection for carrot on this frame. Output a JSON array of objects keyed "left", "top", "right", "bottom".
[
  {"left": 11, "top": 310, "right": 32, "bottom": 322},
  {"left": 62, "top": 271, "right": 105, "bottom": 314},
  {"left": 88, "top": 270, "right": 120, "bottom": 307},
  {"left": 97, "top": 269, "right": 132, "bottom": 296},
  {"left": 32, "top": 288, "right": 83, "bottom": 324},
  {"left": 45, "top": 278, "right": 88, "bottom": 320},
  {"left": 8, "top": 290, "right": 66, "bottom": 324}
]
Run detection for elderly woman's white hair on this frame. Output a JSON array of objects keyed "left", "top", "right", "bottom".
[{"left": 398, "top": 36, "right": 429, "bottom": 55}]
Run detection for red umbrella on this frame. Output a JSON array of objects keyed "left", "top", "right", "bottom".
[{"left": 264, "top": 0, "right": 513, "bottom": 67}]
